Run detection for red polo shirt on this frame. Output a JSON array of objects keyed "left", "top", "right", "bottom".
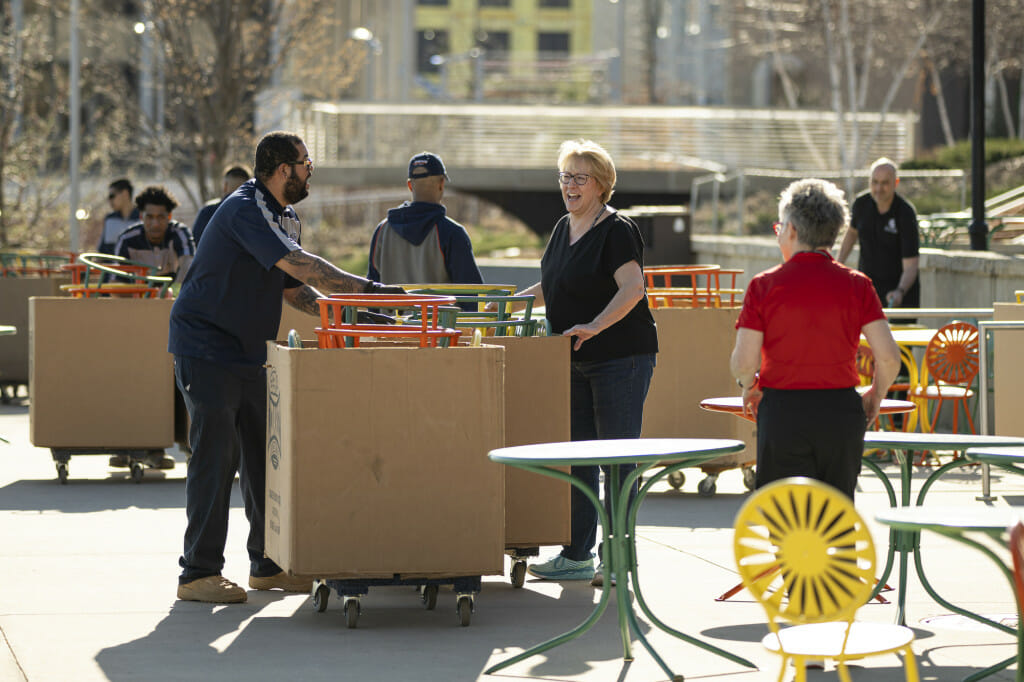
[{"left": 736, "top": 250, "right": 884, "bottom": 390}]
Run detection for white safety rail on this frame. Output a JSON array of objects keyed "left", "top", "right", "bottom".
[{"left": 288, "top": 102, "right": 917, "bottom": 174}]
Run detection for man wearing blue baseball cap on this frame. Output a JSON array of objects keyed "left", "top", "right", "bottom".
[{"left": 367, "top": 151, "right": 483, "bottom": 286}]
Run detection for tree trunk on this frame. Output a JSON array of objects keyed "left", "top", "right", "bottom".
[{"left": 927, "top": 59, "right": 956, "bottom": 147}]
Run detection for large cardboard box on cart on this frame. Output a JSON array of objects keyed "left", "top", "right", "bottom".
[
  {"left": 264, "top": 341, "right": 506, "bottom": 578},
  {"left": 0, "top": 278, "right": 68, "bottom": 391},
  {"left": 29, "top": 297, "right": 175, "bottom": 447},
  {"left": 994, "top": 302, "right": 1024, "bottom": 437},
  {"left": 641, "top": 307, "right": 755, "bottom": 473},
  {"left": 485, "top": 335, "right": 571, "bottom": 548}
]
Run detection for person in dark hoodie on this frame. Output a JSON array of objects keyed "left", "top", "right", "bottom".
[{"left": 367, "top": 151, "right": 483, "bottom": 286}]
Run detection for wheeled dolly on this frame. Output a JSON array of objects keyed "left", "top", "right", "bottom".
[
  {"left": 49, "top": 447, "right": 171, "bottom": 484},
  {"left": 504, "top": 546, "right": 539, "bottom": 588},
  {"left": 312, "top": 575, "right": 481, "bottom": 627},
  {"left": 662, "top": 463, "right": 757, "bottom": 496}
]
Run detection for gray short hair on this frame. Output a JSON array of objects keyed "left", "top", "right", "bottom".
[{"left": 778, "top": 178, "right": 849, "bottom": 249}]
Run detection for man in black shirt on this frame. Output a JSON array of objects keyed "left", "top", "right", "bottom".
[{"left": 837, "top": 158, "right": 921, "bottom": 310}]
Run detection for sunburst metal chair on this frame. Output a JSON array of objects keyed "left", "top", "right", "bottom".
[
  {"left": 912, "top": 321, "right": 979, "bottom": 435},
  {"left": 733, "top": 477, "right": 919, "bottom": 682}
]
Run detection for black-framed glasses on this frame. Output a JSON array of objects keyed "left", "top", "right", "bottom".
[
  {"left": 288, "top": 157, "right": 314, "bottom": 174},
  {"left": 772, "top": 221, "right": 784, "bottom": 235},
  {"left": 558, "top": 172, "right": 590, "bottom": 186}
]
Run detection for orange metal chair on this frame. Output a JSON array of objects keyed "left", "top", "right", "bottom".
[
  {"left": 912, "top": 321, "right": 979, "bottom": 434},
  {"left": 314, "top": 294, "right": 461, "bottom": 349}
]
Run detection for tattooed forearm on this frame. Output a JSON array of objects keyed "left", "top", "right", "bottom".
[
  {"left": 280, "top": 250, "right": 368, "bottom": 294},
  {"left": 286, "top": 285, "right": 322, "bottom": 316}
]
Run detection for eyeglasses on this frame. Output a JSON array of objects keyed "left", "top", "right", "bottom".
[
  {"left": 108, "top": 193, "right": 117, "bottom": 200},
  {"left": 558, "top": 172, "right": 591, "bottom": 186},
  {"left": 772, "top": 221, "right": 784, "bottom": 235},
  {"left": 288, "top": 157, "right": 314, "bottom": 175}
]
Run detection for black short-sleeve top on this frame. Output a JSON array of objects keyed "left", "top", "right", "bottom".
[{"left": 540, "top": 211, "right": 658, "bottom": 362}]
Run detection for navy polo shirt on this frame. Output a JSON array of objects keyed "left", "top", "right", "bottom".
[{"left": 168, "top": 179, "right": 302, "bottom": 366}]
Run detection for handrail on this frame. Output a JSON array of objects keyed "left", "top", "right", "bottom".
[{"left": 977, "top": 320, "right": 1024, "bottom": 500}]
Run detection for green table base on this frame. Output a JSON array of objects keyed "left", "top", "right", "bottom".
[{"left": 484, "top": 457, "right": 756, "bottom": 680}]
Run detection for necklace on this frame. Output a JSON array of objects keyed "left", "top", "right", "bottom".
[{"left": 573, "top": 204, "right": 606, "bottom": 236}]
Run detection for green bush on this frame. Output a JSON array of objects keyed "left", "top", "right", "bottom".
[{"left": 904, "top": 138, "right": 1024, "bottom": 169}]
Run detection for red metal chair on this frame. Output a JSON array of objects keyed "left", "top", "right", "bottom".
[{"left": 912, "top": 321, "right": 979, "bottom": 434}]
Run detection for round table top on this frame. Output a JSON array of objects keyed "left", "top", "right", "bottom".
[
  {"left": 864, "top": 431, "right": 1024, "bottom": 450},
  {"left": 488, "top": 438, "right": 745, "bottom": 467},
  {"left": 875, "top": 505, "right": 1024, "bottom": 532},
  {"left": 964, "top": 447, "right": 1024, "bottom": 465},
  {"left": 700, "top": 396, "right": 915, "bottom": 416}
]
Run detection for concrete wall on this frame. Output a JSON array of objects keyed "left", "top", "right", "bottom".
[
  {"left": 692, "top": 235, "right": 1024, "bottom": 308},
  {"left": 480, "top": 236, "right": 1024, "bottom": 309}
]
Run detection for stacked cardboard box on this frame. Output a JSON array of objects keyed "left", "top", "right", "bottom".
[
  {"left": 265, "top": 341, "right": 507, "bottom": 578},
  {"left": 29, "top": 297, "right": 175, "bottom": 448}
]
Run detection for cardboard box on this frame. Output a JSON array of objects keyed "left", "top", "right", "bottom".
[
  {"left": 994, "top": 302, "right": 1024, "bottom": 437},
  {"left": 484, "top": 336, "right": 571, "bottom": 548},
  {"left": 29, "top": 297, "right": 175, "bottom": 448},
  {"left": 0, "top": 278, "right": 68, "bottom": 386},
  {"left": 641, "top": 307, "right": 755, "bottom": 466},
  {"left": 265, "top": 341, "right": 506, "bottom": 578}
]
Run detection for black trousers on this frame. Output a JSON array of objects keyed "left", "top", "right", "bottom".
[
  {"left": 755, "top": 387, "right": 866, "bottom": 500},
  {"left": 174, "top": 355, "right": 281, "bottom": 583}
]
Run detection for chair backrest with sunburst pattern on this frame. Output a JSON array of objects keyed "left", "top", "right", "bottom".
[{"left": 733, "top": 477, "right": 876, "bottom": 630}]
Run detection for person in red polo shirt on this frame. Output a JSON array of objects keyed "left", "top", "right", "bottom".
[{"left": 730, "top": 178, "right": 901, "bottom": 499}]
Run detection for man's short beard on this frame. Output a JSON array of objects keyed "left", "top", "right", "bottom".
[{"left": 284, "top": 168, "right": 309, "bottom": 205}]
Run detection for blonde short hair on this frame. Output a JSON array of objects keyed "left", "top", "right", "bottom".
[{"left": 557, "top": 139, "right": 616, "bottom": 204}]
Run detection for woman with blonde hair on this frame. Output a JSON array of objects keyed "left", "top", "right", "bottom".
[{"left": 517, "top": 139, "right": 658, "bottom": 586}]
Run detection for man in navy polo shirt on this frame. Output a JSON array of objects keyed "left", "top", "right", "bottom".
[{"left": 169, "top": 131, "right": 403, "bottom": 603}]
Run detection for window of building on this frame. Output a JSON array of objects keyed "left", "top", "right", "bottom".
[
  {"left": 539, "top": 0, "right": 570, "bottom": 7},
  {"left": 478, "top": 0, "right": 511, "bottom": 6},
  {"left": 476, "top": 30, "right": 509, "bottom": 55},
  {"left": 417, "top": 29, "right": 449, "bottom": 74},
  {"left": 417, "top": 0, "right": 448, "bottom": 5},
  {"left": 537, "top": 32, "right": 570, "bottom": 56}
]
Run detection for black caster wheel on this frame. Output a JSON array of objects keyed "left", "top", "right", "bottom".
[
  {"left": 667, "top": 471, "right": 685, "bottom": 490},
  {"left": 130, "top": 463, "right": 145, "bottom": 484},
  {"left": 56, "top": 462, "right": 69, "bottom": 485},
  {"left": 422, "top": 584, "right": 438, "bottom": 610},
  {"left": 510, "top": 561, "right": 526, "bottom": 588},
  {"left": 456, "top": 595, "right": 473, "bottom": 627},
  {"left": 343, "top": 597, "right": 360, "bottom": 628},
  {"left": 313, "top": 583, "right": 330, "bottom": 613},
  {"left": 697, "top": 475, "right": 717, "bottom": 497},
  {"left": 742, "top": 466, "right": 757, "bottom": 490}
]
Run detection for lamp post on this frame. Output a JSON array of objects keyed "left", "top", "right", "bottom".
[
  {"left": 350, "top": 27, "right": 381, "bottom": 162},
  {"left": 68, "top": 0, "right": 80, "bottom": 252},
  {"left": 968, "top": 0, "right": 988, "bottom": 251}
]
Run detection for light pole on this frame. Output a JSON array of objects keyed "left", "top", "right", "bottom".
[
  {"left": 350, "top": 27, "right": 382, "bottom": 162},
  {"left": 68, "top": 0, "right": 80, "bottom": 251}
]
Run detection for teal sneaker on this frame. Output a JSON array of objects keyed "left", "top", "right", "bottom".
[
  {"left": 591, "top": 561, "right": 616, "bottom": 587},
  {"left": 527, "top": 555, "right": 595, "bottom": 580}
]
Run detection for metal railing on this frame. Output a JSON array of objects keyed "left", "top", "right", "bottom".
[{"left": 289, "top": 102, "right": 916, "bottom": 174}]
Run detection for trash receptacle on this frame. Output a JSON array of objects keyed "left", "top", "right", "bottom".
[{"left": 621, "top": 206, "right": 692, "bottom": 266}]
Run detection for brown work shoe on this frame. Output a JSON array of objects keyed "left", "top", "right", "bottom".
[
  {"left": 177, "top": 576, "right": 247, "bottom": 603},
  {"left": 248, "top": 572, "right": 313, "bottom": 593}
]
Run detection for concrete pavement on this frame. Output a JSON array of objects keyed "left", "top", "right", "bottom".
[{"left": 1, "top": 398, "right": 1021, "bottom": 682}]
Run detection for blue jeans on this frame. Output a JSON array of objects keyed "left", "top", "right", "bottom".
[
  {"left": 174, "top": 356, "right": 282, "bottom": 583},
  {"left": 561, "top": 353, "right": 656, "bottom": 562}
]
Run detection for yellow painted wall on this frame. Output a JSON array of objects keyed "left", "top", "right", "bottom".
[{"left": 414, "top": 0, "right": 593, "bottom": 100}]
